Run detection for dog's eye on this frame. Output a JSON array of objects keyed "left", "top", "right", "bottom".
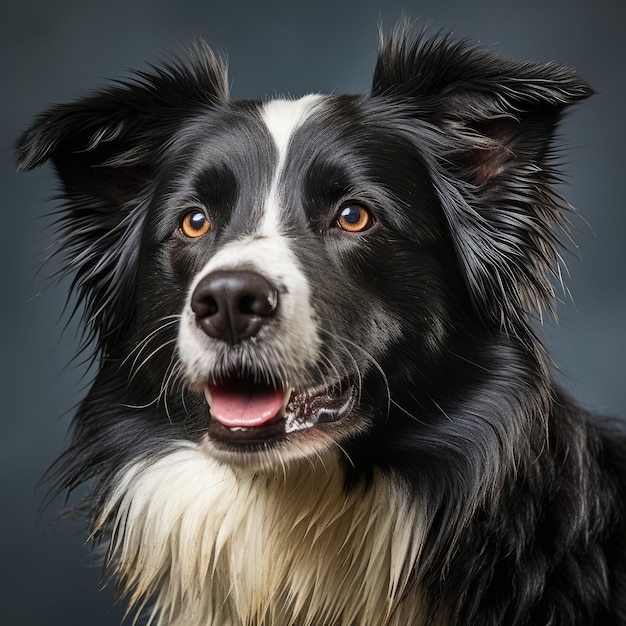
[
  {"left": 337, "top": 204, "right": 373, "bottom": 233},
  {"left": 180, "top": 210, "right": 211, "bottom": 238}
]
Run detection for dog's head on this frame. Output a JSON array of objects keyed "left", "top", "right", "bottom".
[{"left": 17, "top": 27, "right": 591, "bottom": 470}]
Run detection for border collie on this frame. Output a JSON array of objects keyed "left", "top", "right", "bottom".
[{"left": 17, "top": 23, "right": 626, "bottom": 626}]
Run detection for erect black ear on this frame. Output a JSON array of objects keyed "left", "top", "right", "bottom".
[
  {"left": 16, "top": 41, "right": 229, "bottom": 354},
  {"left": 371, "top": 24, "right": 594, "bottom": 332}
]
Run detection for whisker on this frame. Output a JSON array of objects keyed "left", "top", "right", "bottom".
[
  {"left": 390, "top": 399, "right": 429, "bottom": 425},
  {"left": 128, "top": 338, "right": 179, "bottom": 382},
  {"left": 157, "top": 356, "right": 183, "bottom": 425},
  {"left": 121, "top": 318, "right": 178, "bottom": 362},
  {"left": 319, "top": 329, "right": 391, "bottom": 420},
  {"left": 333, "top": 440, "right": 356, "bottom": 469},
  {"left": 122, "top": 317, "right": 179, "bottom": 372}
]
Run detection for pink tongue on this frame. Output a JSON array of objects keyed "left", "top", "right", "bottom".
[{"left": 208, "top": 383, "right": 287, "bottom": 428}]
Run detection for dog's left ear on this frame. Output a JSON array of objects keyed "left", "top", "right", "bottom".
[{"left": 372, "top": 26, "right": 594, "bottom": 331}]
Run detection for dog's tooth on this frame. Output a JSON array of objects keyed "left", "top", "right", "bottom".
[
  {"left": 203, "top": 386, "right": 213, "bottom": 408},
  {"left": 279, "top": 387, "right": 294, "bottom": 417}
]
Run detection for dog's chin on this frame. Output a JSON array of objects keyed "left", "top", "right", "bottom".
[{"left": 197, "top": 378, "right": 359, "bottom": 469}]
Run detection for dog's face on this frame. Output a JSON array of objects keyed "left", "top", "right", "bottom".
[
  {"left": 140, "top": 94, "right": 458, "bottom": 468},
  {"left": 17, "top": 31, "right": 592, "bottom": 473}
]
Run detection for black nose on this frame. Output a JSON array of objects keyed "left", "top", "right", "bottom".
[{"left": 190, "top": 270, "right": 279, "bottom": 344}]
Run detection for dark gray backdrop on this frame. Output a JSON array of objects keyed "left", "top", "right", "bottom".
[{"left": 2, "top": 0, "right": 624, "bottom": 624}]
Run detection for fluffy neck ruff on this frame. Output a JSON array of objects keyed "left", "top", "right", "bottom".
[{"left": 96, "top": 444, "right": 426, "bottom": 625}]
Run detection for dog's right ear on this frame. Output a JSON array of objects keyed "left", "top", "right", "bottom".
[
  {"left": 16, "top": 41, "right": 228, "bottom": 200},
  {"left": 16, "top": 41, "right": 228, "bottom": 354}
]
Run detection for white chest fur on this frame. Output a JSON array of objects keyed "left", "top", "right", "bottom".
[{"left": 98, "top": 444, "right": 427, "bottom": 625}]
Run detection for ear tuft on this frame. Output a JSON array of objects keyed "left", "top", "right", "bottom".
[
  {"left": 16, "top": 39, "right": 228, "bottom": 173},
  {"left": 372, "top": 22, "right": 593, "bottom": 113}
]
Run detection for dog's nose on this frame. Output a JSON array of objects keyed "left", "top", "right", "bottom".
[{"left": 190, "top": 270, "right": 279, "bottom": 344}]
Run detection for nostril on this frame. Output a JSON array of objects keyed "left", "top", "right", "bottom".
[
  {"left": 238, "top": 294, "right": 255, "bottom": 314},
  {"left": 191, "top": 294, "right": 218, "bottom": 318},
  {"left": 190, "top": 270, "right": 279, "bottom": 344},
  {"left": 239, "top": 290, "right": 277, "bottom": 316}
]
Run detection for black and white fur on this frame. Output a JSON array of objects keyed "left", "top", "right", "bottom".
[{"left": 17, "top": 24, "right": 626, "bottom": 626}]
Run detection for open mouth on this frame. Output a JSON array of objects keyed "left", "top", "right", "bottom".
[{"left": 203, "top": 378, "right": 355, "bottom": 445}]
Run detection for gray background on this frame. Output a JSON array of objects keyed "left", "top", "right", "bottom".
[{"left": 2, "top": 0, "right": 624, "bottom": 624}]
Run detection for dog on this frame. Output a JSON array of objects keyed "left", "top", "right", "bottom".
[{"left": 17, "top": 23, "right": 626, "bottom": 626}]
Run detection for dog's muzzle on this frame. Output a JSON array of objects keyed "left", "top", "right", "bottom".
[{"left": 186, "top": 268, "right": 356, "bottom": 453}]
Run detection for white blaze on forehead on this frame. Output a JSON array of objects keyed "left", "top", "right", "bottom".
[
  {"left": 261, "top": 94, "right": 322, "bottom": 170},
  {"left": 260, "top": 95, "right": 322, "bottom": 234}
]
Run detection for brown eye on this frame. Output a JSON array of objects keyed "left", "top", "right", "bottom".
[
  {"left": 180, "top": 210, "right": 211, "bottom": 238},
  {"left": 337, "top": 204, "right": 373, "bottom": 233}
]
